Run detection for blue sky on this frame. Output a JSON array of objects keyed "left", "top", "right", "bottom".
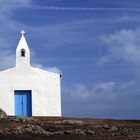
[{"left": 1, "top": 0, "right": 140, "bottom": 119}]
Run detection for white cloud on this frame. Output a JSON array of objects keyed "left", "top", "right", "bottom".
[
  {"left": 0, "top": 0, "right": 31, "bottom": 16},
  {"left": 0, "top": 0, "right": 31, "bottom": 4},
  {"left": 12, "top": 5, "right": 140, "bottom": 12},
  {"left": 100, "top": 28, "right": 140, "bottom": 65},
  {"left": 97, "top": 56, "right": 111, "bottom": 65},
  {"left": 64, "top": 82, "right": 116, "bottom": 102},
  {"left": 0, "top": 51, "right": 15, "bottom": 71},
  {"left": 32, "top": 63, "right": 61, "bottom": 74},
  {"left": 46, "top": 67, "right": 62, "bottom": 74}
]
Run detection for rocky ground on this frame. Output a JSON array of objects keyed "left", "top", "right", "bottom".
[{"left": 0, "top": 116, "right": 140, "bottom": 139}]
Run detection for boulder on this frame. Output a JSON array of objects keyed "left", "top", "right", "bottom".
[{"left": 0, "top": 108, "right": 7, "bottom": 118}]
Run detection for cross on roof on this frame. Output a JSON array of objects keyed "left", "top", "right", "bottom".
[{"left": 21, "top": 30, "right": 25, "bottom": 36}]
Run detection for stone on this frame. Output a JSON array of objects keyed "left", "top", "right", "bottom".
[
  {"left": 0, "top": 108, "right": 6, "bottom": 118},
  {"left": 61, "top": 120, "right": 84, "bottom": 125},
  {"left": 15, "top": 124, "right": 50, "bottom": 135}
]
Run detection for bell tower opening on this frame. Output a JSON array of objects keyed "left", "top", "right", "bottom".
[{"left": 21, "top": 49, "right": 25, "bottom": 57}]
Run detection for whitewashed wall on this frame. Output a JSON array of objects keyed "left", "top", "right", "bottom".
[{"left": 0, "top": 66, "right": 61, "bottom": 116}]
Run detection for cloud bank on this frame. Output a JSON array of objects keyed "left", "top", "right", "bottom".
[{"left": 62, "top": 80, "right": 140, "bottom": 119}]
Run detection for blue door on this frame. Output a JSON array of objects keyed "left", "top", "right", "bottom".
[{"left": 14, "top": 90, "right": 32, "bottom": 116}]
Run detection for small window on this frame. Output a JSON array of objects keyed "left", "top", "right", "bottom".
[{"left": 21, "top": 49, "right": 25, "bottom": 57}]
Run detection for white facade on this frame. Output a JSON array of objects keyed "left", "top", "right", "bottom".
[{"left": 0, "top": 31, "right": 61, "bottom": 116}]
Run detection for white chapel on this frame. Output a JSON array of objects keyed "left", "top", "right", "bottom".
[{"left": 0, "top": 31, "right": 61, "bottom": 116}]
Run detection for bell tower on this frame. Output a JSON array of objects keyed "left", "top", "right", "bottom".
[{"left": 16, "top": 30, "right": 30, "bottom": 67}]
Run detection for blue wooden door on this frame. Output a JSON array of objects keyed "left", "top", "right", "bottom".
[{"left": 14, "top": 90, "right": 32, "bottom": 116}]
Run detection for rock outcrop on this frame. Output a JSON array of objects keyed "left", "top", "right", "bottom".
[
  {"left": 0, "top": 108, "right": 6, "bottom": 118},
  {"left": 0, "top": 116, "right": 139, "bottom": 140}
]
